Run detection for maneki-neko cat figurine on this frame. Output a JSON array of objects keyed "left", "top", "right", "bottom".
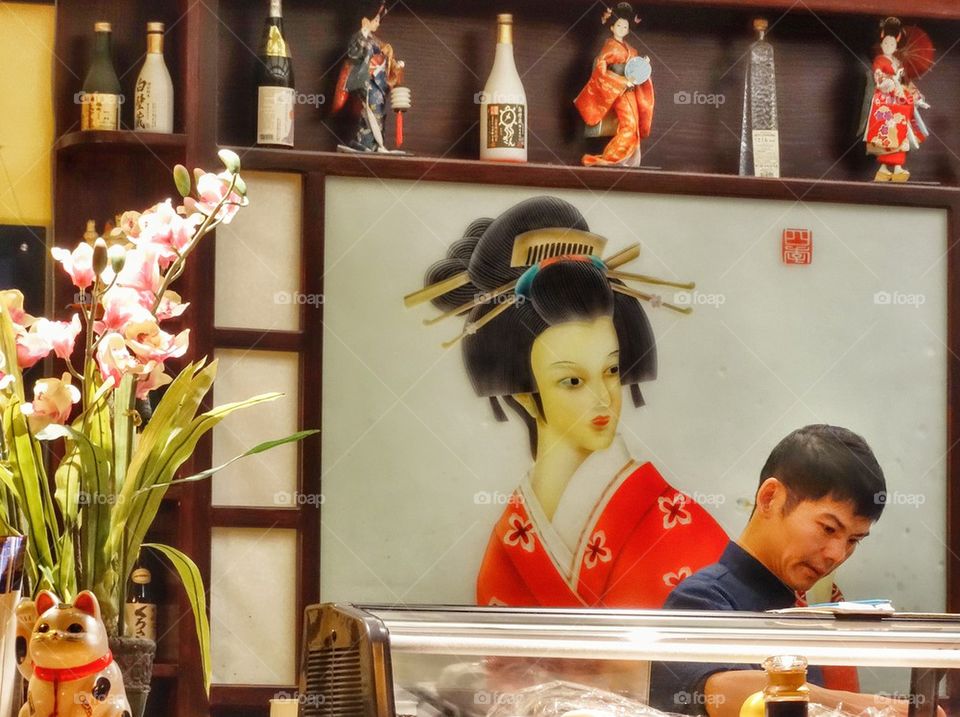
[
  {"left": 861, "top": 17, "right": 933, "bottom": 182},
  {"left": 18, "top": 591, "right": 131, "bottom": 717},
  {"left": 331, "top": 1, "right": 410, "bottom": 154},
  {"left": 574, "top": 3, "right": 654, "bottom": 167}
]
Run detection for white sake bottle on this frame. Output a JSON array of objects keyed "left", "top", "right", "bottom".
[
  {"left": 479, "top": 14, "right": 528, "bottom": 162},
  {"left": 134, "top": 22, "right": 174, "bottom": 133}
]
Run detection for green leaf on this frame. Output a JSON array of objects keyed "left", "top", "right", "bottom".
[
  {"left": 173, "top": 164, "right": 192, "bottom": 198},
  {"left": 0, "top": 298, "right": 24, "bottom": 403},
  {"left": 143, "top": 543, "right": 211, "bottom": 694},
  {"left": 135, "top": 430, "right": 318, "bottom": 495}
]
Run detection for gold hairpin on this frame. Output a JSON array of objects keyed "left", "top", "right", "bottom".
[
  {"left": 441, "top": 297, "right": 517, "bottom": 349},
  {"left": 611, "top": 284, "right": 692, "bottom": 315},
  {"left": 423, "top": 280, "right": 518, "bottom": 326},
  {"left": 403, "top": 271, "right": 470, "bottom": 308},
  {"left": 608, "top": 270, "right": 695, "bottom": 291}
]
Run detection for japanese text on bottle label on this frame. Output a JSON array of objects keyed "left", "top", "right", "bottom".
[{"left": 486, "top": 103, "right": 526, "bottom": 149}]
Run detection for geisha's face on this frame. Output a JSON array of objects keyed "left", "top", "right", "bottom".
[
  {"left": 611, "top": 18, "right": 630, "bottom": 41},
  {"left": 881, "top": 34, "right": 897, "bottom": 56},
  {"left": 526, "top": 316, "right": 623, "bottom": 455}
]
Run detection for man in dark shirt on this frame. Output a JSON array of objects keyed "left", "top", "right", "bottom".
[{"left": 650, "top": 425, "right": 909, "bottom": 717}]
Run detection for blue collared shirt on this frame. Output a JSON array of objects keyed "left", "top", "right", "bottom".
[{"left": 649, "top": 541, "right": 825, "bottom": 714}]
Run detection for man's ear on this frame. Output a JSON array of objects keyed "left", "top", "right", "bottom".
[
  {"left": 512, "top": 393, "right": 539, "bottom": 420},
  {"left": 755, "top": 477, "right": 783, "bottom": 514}
]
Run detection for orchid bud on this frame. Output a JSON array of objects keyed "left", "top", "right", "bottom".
[
  {"left": 108, "top": 244, "right": 126, "bottom": 274},
  {"left": 233, "top": 174, "right": 247, "bottom": 196},
  {"left": 218, "top": 148, "right": 241, "bottom": 174},
  {"left": 173, "top": 164, "right": 191, "bottom": 198},
  {"left": 92, "top": 238, "right": 108, "bottom": 277}
]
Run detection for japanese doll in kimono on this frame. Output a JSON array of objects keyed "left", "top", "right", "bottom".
[
  {"left": 862, "top": 17, "right": 929, "bottom": 182},
  {"left": 574, "top": 3, "right": 654, "bottom": 167},
  {"left": 410, "top": 195, "right": 860, "bottom": 692},
  {"left": 331, "top": 1, "right": 405, "bottom": 153}
]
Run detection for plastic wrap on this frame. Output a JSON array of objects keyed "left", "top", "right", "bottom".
[{"left": 483, "top": 679, "right": 683, "bottom": 717}]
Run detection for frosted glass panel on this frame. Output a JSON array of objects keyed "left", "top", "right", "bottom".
[
  {"left": 212, "top": 349, "right": 300, "bottom": 507},
  {"left": 214, "top": 171, "right": 302, "bottom": 331},
  {"left": 211, "top": 528, "right": 298, "bottom": 685}
]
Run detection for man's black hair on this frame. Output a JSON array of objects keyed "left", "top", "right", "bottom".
[{"left": 758, "top": 424, "right": 886, "bottom": 521}]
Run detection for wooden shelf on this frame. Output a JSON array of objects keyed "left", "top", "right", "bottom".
[
  {"left": 644, "top": 0, "right": 960, "bottom": 20},
  {"left": 224, "top": 145, "right": 960, "bottom": 209},
  {"left": 54, "top": 130, "right": 187, "bottom": 154}
]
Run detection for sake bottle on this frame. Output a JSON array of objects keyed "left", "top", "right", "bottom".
[
  {"left": 124, "top": 565, "right": 157, "bottom": 641},
  {"left": 762, "top": 655, "right": 809, "bottom": 717},
  {"left": 479, "top": 14, "right": 528, "bottom": 162},
  {"left": 134, "top": 22, "right": 174, "bottom": 133},
  {"left": 256, "top": 0, "right": 295, "bottom": 147},
  {"left": 739, "top": 18, "right": 780, "bottom": 177},
  {"left": 80, "top": 22, "right": 123, "bottom": 131}
]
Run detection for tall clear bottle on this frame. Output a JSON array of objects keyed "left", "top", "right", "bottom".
[
  {"left": 80, "top": 22, "right": 123, "bottom": 131},
  {"left": 134, "top": 23, "right": 174, "bottom": 133},
  {"left": 739, "top": 18, "right": 780, "bottom": 177},
  {"left": 479, "top": 14, "right": 528, "bottom": 162},
  {"left": 256, "top": 0, "right": 295, "bottom": 147}
]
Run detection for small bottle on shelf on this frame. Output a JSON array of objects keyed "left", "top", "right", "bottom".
[
  {"left": 124, "top": 565, "right": 157, "bottom": 642},
  {"left": 479, "top": 13, "right": 528, "bottom": 163},
  {"left": 739, "top": 18, "right": 780, "bottom": 178},
  {"left": 134, "top": 22, "right": 174, "bottom": 133},
  {"left": 80, "top": 22, "right": 123, "bottom": 131},
  {"left": 256, "top": 0, "right": 295, "bottom": 147}
]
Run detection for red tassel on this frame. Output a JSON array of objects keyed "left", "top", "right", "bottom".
[{"left": 396, "top": 112, "right": 404, "bottom": 148}]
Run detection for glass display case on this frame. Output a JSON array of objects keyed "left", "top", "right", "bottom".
[{"left": 299, "top": 603, "right": 960, "bottom": 717}]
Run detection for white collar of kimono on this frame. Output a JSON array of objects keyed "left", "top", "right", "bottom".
[{"left": 519, "top": 436, "right": 636, "bottom": 586}]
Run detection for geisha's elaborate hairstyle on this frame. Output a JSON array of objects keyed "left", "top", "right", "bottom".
[
  {"left": 602, "top": 2, "right": 641, "bottom": 26},
  {"left": 406, "top": 196, "right": 694, "bottom": 455},
  {"left": 879, "top": 16, "right": 903, "bottom": 43}
]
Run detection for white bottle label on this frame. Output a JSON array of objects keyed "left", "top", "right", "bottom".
[
  {"left": 81, "top": 93, "right": 121, "bottom": 131},
  {"left": 124, "top": 603, "right": 157, "bottom": 641},
  {"left": 258, "top": 86, "right": 295, "bottom": 146},
  {"left": 484, "top": 103, "right": 526, "bottom": 150},
  {"left": 752, "top": 129, "right": 780, "bottom": 177}
]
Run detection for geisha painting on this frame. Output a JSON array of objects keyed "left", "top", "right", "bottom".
[{"left": 406, "top": 195, "right": 729, "bottom": 609}]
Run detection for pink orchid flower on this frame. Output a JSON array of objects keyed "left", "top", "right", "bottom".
[
  {"left": 105, "top": 245, "right": 163, "bottom": 297},
  {"left": 95, "top": 287, "right": 154, "bottom": 335},
  {"left": 124, "top": 321, "right": 189, "bottom": 363},
  {"left": 137, "top": 200, "right": 203, "bottom": 267},
  {"left": 30, "top": 316, "right": 82, "bottom": 360},
  {"left": 51, "top": 242, "right": 96, "bottom": 291},
  {"left": 20, "top": 373, "right": 81, "bottom": 434},
  {"left": 196, "top": 172, "right": 242, "bottom": 224},
  {"left": 0, "top": 289, "right": 35, "bottom": 327},
  {"left": 96, "top": 332, "right": 139, "bottom": 387},
  {"left": 155, "top": 291, "right": 189, "bottom": 322},
  {"left": 136, "top": 361, "right": 172, "bottom": 399},
  {"left": 119, "top": 210, "right": 142, "bottom": 238},
  {"left": 15, "top": 328, "right": 52, "bottom": 369}
]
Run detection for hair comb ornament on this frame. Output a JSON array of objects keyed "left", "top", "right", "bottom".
[{"left": 405, "top": 227, "right": 696, "bottom": 348}]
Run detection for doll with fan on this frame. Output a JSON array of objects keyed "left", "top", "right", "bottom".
[{"left": 860, "top": 17, "right": 933, "bottom": 182}]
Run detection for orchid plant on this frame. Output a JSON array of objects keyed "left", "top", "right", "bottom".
[{"left": 0, "top": 150, "right": 312, "bottom": 693}]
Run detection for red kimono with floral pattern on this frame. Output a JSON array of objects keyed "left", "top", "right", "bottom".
[
  {"left": 864, "top": 55, "right": 927, "bottom": 166},
  {"left": 476, "top": 456, "right": 727, "bottom": 609},
  {"left": 574, "top": 38, "right": 655, "bottom": 167}
]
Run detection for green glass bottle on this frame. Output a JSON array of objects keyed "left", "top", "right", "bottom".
[{"left": 80, "top": 22, "right": 123, "bottom": 130}]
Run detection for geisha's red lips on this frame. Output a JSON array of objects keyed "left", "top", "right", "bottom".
[{"left": 592, "top": 416, "right": 611, "bottom": 428}]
